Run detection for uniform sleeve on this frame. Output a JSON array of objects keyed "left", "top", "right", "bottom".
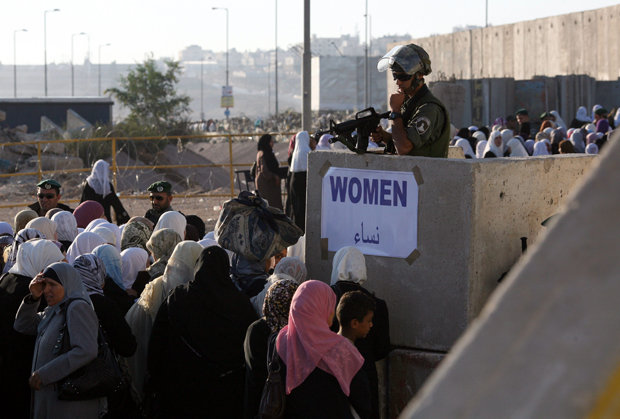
[
  {"left": 36, "top": 300, "right": 99, "bottom": 385},
  {"left": 405, "top": 102, "right": 445, "bottom": 149}
]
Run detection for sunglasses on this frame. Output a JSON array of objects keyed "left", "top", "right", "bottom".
[
  {"left": 149, "top": 195, "right": 165, "bottom": 201},
  {"left": 38, "top": 193, "right": 56, "bottom": 199},
  {"left": 392, "top": 72, "right": 413, "bottom": 81}
]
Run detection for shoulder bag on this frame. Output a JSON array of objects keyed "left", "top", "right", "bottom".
[{"left": 258, "top": 333, "right": 286, "bottom": 419}]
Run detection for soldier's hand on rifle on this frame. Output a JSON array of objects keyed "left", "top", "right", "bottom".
[{"left": 371, "top": 125, "right": 391, "bottom": 144}]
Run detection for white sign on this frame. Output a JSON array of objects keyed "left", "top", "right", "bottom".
[
  {"left": 321, "top": 167, "right": 418, "bottom": 258},
  {"left": 221, "top": 85, "right": 233, "bottom": 96}
]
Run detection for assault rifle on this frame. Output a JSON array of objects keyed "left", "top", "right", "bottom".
[{"left": 315, "top": 107, "right": 391, "bottom": 154}]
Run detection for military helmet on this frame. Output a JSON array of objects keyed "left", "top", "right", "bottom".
[{"left": 377, "top": 43, "right": 432, "bottom": 76}]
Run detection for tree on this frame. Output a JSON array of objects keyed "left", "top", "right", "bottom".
[{"left": 106, "top": 58, "right": 191, "bottom": 135}]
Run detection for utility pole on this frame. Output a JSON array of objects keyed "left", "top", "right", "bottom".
[{"left": 302, "top": 0, "right": 311, "bottom": 131}]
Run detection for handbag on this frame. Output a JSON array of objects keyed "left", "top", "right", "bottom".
[
  {"left": 55, "top": 298, "right": 128, "bottom": 401},
  {"left": 215, "top": 191, "right": 303, "bottom": 262},
  {"left": 258, "top": 334, "right": 286, "bottom": 419}
]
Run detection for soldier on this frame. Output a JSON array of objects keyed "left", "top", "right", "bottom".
[
  {"left": 144, "top": 181, "right": 176, "bottom": 225},
  {"left": 371, "top": 43, "right": 450, "bottom": 157},
  {"left": 28, "top": 179, "right": 72, "bottom": 216}
]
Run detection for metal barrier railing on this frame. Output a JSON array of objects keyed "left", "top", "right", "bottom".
[{"left": 0, "top": 132, "right": 296, "bottom": 209}]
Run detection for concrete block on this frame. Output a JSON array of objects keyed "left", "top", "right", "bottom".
[
  {"left": 66, "top": 109, "right": 93, "bottom": 138},
  {"left": 305, "top": 152, "right": 597, "bottom": 351},
  {"left": 25, "top": 155, "right": 83, "bottom": 171},
  {"left": 387, "top": 349, "right": 444, "bottom": 419},
  {"left": 400, "top": 132, "right": 620, "bottom": 419}
]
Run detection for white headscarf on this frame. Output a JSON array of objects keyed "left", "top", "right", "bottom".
[
  {"left": 524, "top": 139, "right": 535, "bottom": 155},
  {"left": 153, "top": 211, "right": 186, "bottom": 240},
  {"left": 85, "top": 218, "right": 108, "bottom": 232},
  {"left": 542, "top": 127, "right": 554, "bottom": 135},
  {"left": 89, "top": 221, "right": 121, "bottom": 250},
  {"left": 585, "top": 123, "right": 596, "bottom": 134},
  {"left": 571, "top": 131, "right": 586, "bottom": 153},
  {"left": 592, "top": 104, "right": 602, "bottom": 121},
  {"left": 290, "top": 131, "right": 312, "bottom": 172},
  {"left": 316, "top": 134, "right": 333, "bottom": 151},
  {"left": 550, "top": 110, "right": 567, "bottom": 131},
  {"left": 286, "top": 234, "right": 305, "bottom": 263},
  {"left": 576, "top": 106, "right": 591, "bottom": 123},
  {"left": 475, "top": 140, "right": 488, "bottom": 159},
  {"left": 86, "top": 159, "right": 111, "bottom": 197},
  {"left": 507, "top": 138, "right": 528, "bottom": 157},
  {"left": 25, "top": 217, "right": 57, "bottom": 242},
  {"left": 533, "top": 141, "right": 550, "bottom": 156},
  {"left": 471, "top": 131, "right": 487, "bottom": 144},
  {"left": 121, "top": 247, "right": 149, "bottom": 289},
  {"left": 51, "top": 211, "right": 78, "bottom": 242},
  {"left": 92, "top": 225, "right": 117, "bottom": 247},
  {"left": 455, "top": 139, "right": 475, "bottom": 158},
  {"left": 330, "top": 246, "right": 367, "bottom": 286},
  {"left": 66, "top": 231, "right": 106, "bottom": 264},
  {"left": 9, "top": 239, "right": 64, "bottom": 278},
  {"left": 585, "top": 143, "right": 599, "bottom": 155},
  {"left": 500, "top": 129, "right": 513, "bottom": 146},
  {"left": 483, "top": 131, "right": 504, "bottom": 158},
  {"left": 274, "top": 257, "right": 308, "bottom": 284}
]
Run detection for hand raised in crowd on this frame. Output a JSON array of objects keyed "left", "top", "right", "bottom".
[{"left": 28, "top": 273, "right": 46, "bottom": 300}]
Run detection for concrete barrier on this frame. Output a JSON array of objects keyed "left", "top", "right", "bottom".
[
  {"left": 304, "top": 151, "right": 598, "bottom": 417},
  {"left": 400, "top": 132, "right": 620, "bottom": 419}
]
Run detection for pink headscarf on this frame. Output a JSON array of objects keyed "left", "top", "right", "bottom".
[
  {"left": 74, "top": 200, "right": 105, "bottom": 228},
  {"left": 276, "top": 280, "right": 364, "bottom": 396}
]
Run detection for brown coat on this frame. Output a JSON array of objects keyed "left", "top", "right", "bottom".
[{"left": 255, "top": 150, "right": 283, "bottom": 210}]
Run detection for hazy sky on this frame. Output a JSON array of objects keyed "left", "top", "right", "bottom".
[{"left": 3, "top": 0, "right": 617, "bottom": 65}]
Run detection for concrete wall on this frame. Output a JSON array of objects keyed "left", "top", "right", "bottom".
[
  {"left": 402, "top": 5, "right": 620, "bottom": 82},
  {"left": 305, "top": 152, "right": 597, "bottom": 351},
  {"left": 401, "top": 132, "right": 620, "bottom": 419}
]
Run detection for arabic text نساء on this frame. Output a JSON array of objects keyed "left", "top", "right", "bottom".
[{"left": 354, "top": 222, "right": 380, "bottom": 245}]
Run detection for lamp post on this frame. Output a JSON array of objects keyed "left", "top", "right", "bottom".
[
  {"left": 13, "top": 28, "right": 27, "bottom": 98},
  {"left": 212, "top": 7, "right": 229, "bottom": 120},
  {"left": 98, "top": 43, "right": 111, "bottom": 96},
  {"left": 274, "top": 0, "right": 279, "bottom": 117},
  {"left": 44, "top": 8, "right": 60, "bottom": 96},
  {"left": 71, "top": 32, "right": 87, "bottom": 96},
  {"left": 200, "top": 57, "right": 204, "bottom": 121}
]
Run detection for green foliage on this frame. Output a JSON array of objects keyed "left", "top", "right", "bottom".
[{"left": 105, "top": 58, "right": 191, "bottom": 135}]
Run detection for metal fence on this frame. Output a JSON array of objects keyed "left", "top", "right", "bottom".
[{"left": 0, "top": 132, "right": 296, "bottom": 209}]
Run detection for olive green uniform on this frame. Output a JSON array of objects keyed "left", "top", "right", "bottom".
[{"left": 400, "top": 85, "right": 450, "bottom": 158}]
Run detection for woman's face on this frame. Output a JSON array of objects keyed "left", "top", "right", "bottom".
[{"left": 43, "top": 277, "right": 65, "bottom": 306}]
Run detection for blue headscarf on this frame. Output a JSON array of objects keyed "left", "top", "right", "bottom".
[{"left": 92, "top": 244, "right": 123, "bottom": 289}]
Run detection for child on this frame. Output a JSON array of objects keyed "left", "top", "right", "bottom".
[{"left": 337, "top": 291, "right": 376, "bottom": 344}]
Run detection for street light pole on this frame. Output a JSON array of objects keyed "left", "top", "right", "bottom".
[
  {"left": 212, "top": 7, "right": 229, "bottom": 120},
  {"left": 71, "top": 32, "right": 86, "bottom": 96},
  {"left": 98, "top": 43, "right": 111, "bottom": 96},
  {"left": 13, "top": 28, "right": 27, "bottom": 98},
  {"left": 44, "top": 8, "right": 60, "bottom": 97},
  {"left": 364, "top": 0, "right": 369, "bottom": 108},
  {"left": 275, "top": 0, "right": 279, "bottom": 117},
  {"left": 200, "top": 58, "right": 204, "bottom": 121}
]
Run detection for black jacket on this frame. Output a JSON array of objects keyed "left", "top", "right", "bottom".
[{"left": 80, "top": 182, "right": 130, "bottom": 225}]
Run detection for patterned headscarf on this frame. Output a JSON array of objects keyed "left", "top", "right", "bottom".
[
  {"left": 2, "top": 228, "right": 46, "bottom": 274},
  {"left": 274, "top": 257, "right": 308, "bottom": 284},
  {"left": 121, "top": 220, "right": 152, "bottom": 251},
  {"left": 146, "top": 228, "right": 182, "bottom": 279},
  {"left": 73, "top": 254, "right": 106, "bottom": 296},
  {"left": 263, "top": 278, "right": 299, "bottom": 333},
  {"left": 51, "top": 211, "right": 79, "bottom": 242}
]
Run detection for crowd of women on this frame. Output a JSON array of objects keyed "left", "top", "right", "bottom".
[
  {"left": 449, "top": 105, "right": 617, "bottom": 159},
  {"left": 0, "top": 196, "right": 390, "bottom": 418}
]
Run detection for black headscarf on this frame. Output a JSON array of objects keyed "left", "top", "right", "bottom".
[
  {"left": 167, "top": 246, "right": 258, "bottom": 362},
  {"left": 256, "top": 134, "right": 280, "bottom": 174}
]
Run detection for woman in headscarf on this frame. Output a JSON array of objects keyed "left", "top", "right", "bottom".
[
  {"left": 524, "top": 139, "right": 535, "bottom": 156},
  {"left": 121, "top": 247, "right": 149, "bottom": 291},
  {"left": 14, "top": 209, "right": 38, "bottom": 233},
  {"left": 586, "top": 143, "right": 599, "bottom": 155},
  {"left": 550, "top": 128, "right": 565, "bottom": 155},
  {"left": 153, "top": 210, "right": 186, "bottom": 240},
  {"left": 243, "top": 279, "right": 299, "bottom": 419},
  {"left": 533, "top": 141, "right": 551, "bottom": 156},
  {"left": 14, "top": 262, "right": 100, "bottom": 418},
  {"left": 250, "top": 256, "right": 308, "bottom": 316},
  {"left": 73, "top": 200, "right": 105, "bottom": 229},
  {"left": 570, "top": 129, "right": 586, "bottom": 153},
  {"left": 455, "top": 138, "right": 475, "bottom": 158},
  {"left": 120, "top": 218, "right": 152, "bottom": 251},
  {"left": 570, "top": 106, "right": 591, "bottom": 129},
  {"left": 93, "top": 244, "right": 134, "bottom": 314},
  {"left": 475, "top": 139, "right": 488, "bottom": 159},
  {"left": 316, "top": 133, "right": 333, "bottom": 151},
  {"left": 0, "top": 223, "right": 13, "bottom": 273},
  {"left": 255, "top": 133, "right": 284, "bottom": 210},
  {"left": 25, "top": 217, "right": 58, "bottom": 242},
  {"left": 51, "top": 211, "right": 79, "bottom": 253},
  {"left": 2, "top": 228, "right": 47, "bottom": 274},
  {"left": 329, "top": 246, "right": 390, "bottom": 419},
  {"left": 87, "top": 220, "right": 121, "bottom": 250},
  {"left": 80, "top": 159, "right": 130, "bottom": 225},
  {"left": 125, "top": 240, "right": 203, "bottom": 402},
  {"left": 65, "top": 231, "right": 106, "bottom": 265},
  {"left": 483, "top": 131, "right": 505, "bottom": 158},
  {"left": 506, "top": 137, "right": 529, "bottom": 157},
  {"left": 148, "top": 246, "right": 257, "bottom": 418},
  {"left": 276, "top": 280, "right": 370, "bottom": 418},
  {"left": 92, "top": 225, "right": 117, "bottom": 247},
  {"left": 550, "top": 110, "right": 567, "bottom": 132},
  {"left": 289, "top": 131, "right": 312, "bottom": 232},
  {"left": 146, "top": 228, "right": 182, "bottom": 280},
  {"left": 0, "top": 240, "right": 64, "bottom": 418}
]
